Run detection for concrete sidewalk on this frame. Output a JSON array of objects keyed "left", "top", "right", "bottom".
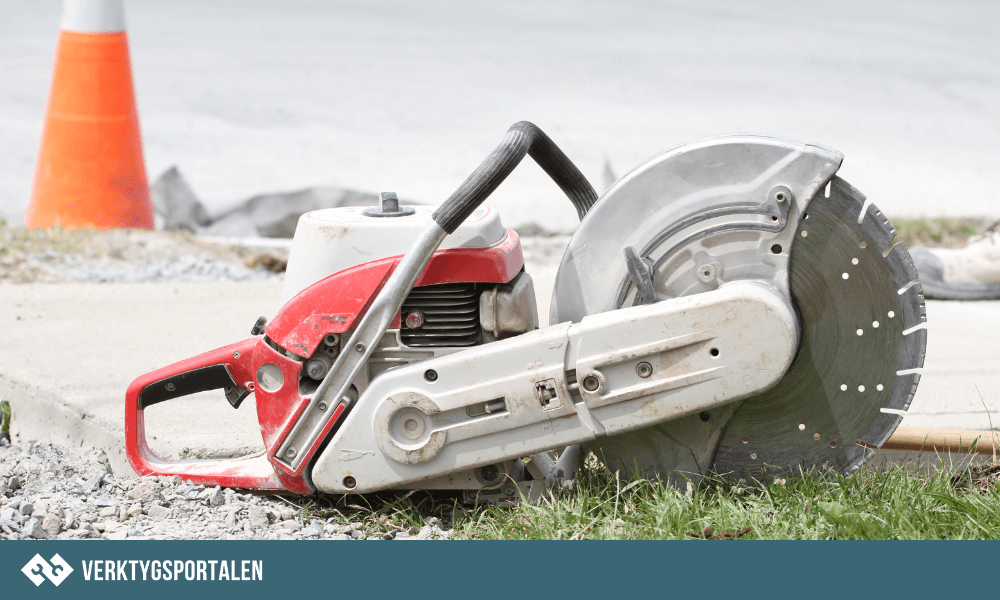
[
  {"left": 1, "top": 271, "right": 997, "bottom": 476},
  {"left": 1, "top": 281, "right": 284, "bottom": 474}
]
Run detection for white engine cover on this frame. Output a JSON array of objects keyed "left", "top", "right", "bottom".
[{"left": 280, "top": 205, "right": 507, "bottom": 305}]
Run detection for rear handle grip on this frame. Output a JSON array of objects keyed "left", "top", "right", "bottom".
[{"left": 124, "top": 338, "right": 287, "bottom": 490}]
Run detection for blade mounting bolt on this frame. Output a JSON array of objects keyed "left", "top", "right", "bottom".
[
  {"left": 636, "top": 362, "right": 653, "bottom": 378},
  {"left": 697, "top": 264, "right": 716, "bottom": 283},
  {"left": 479, "top": 464, "right": 500, "bottom": 483},
  {"left": 769, "top": 185, "right": 793, "bottom": 204},
  {"left": 582, "top": 375, "right": 600, "bottom": 392}
]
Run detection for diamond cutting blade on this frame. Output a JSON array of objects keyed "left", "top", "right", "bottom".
[
  {"left": 549, "top": 136, "right": 925, "bottom": 485},
  {"left": 710, "top": 177, "right": 927, "bottom": 481}
]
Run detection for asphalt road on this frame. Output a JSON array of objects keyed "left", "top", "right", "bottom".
[{"left": 3, "top": 0, "right": 999, "bottom": 229}]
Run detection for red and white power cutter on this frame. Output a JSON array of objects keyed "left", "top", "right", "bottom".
[{"left": 126, "top": 122, "right": 926, "bottom": 501}]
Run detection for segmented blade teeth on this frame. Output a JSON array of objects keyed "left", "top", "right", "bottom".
[
  {"left": 859, "top": 411, "right": 904, "bottom": 448},
  {"left": 885, "top": 372, "right": 921, "bottom": 411},
  {"left": 711, "top": 177, "right": 926, "bottom": 483},
  {"left": 898, "top": 327, "right": 927, "bottom": 371},
  {"left": 885, "top": 241, "right": 920, "bottom": 291},
  {"left": 897, "top": 282, "right": 927, "bottom": 331},
  {"left": 857, "top": 201, "right": 897, "bottom": 255},
  {"left": 855, "top": 201, "right": 926, "bottom": 450}
]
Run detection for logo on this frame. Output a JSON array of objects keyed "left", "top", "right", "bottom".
[
  {"left": 22, "top": 554, "right": 73, "bottom": 587},
  {"left": 339, "top": 449, "right": 375, "bottom": 461}
]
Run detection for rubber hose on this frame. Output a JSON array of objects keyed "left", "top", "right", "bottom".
[{"left": 432, "top": 121, "right": 598, "bottom": 234}]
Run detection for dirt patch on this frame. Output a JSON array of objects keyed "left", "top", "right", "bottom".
[{"left": 951, "top": 461, "right": 1000, "bottom": 492}]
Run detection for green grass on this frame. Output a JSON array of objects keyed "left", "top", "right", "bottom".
[
  {"left": 293, "top": 460, "right": 1000, "bottom": 540},
  {"left": 0, "top": 400, "right": 9, "bottom": 442},
  {"left": 892, "top": 218, "right": 990, "bottom": 249}
]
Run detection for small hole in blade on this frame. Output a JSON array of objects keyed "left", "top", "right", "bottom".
[
  {"left": 813, "top": 433, "right": 821, "bottom": 440},
  {"left": 840, "top": 384, "right": 847, "bottom": 391},
  {"left": 742, "top": 437, "right": 749, "bottom": 444},
  {"left": 852, "top": 258, "right": 859, "bottom": 265},
  {"left": 859, "top": 241, "right": 867, "bottom": 249},
  {"left": 801, "top": 231, "right": 809, "bottom": 238},
  {"left": 842, "top": 273, "right": 849, "bottom": 280},
  {"left": 799, "top": 423, "right": 806, "bottom": 431},
  {"left": 750, "top": 453, "right": 757, "bottom": 459},
  {"left": 888, "top": 311, "right": 895, "bottom": 318},
  {"left": 858, "top": 385, "right": 866, "bottom": 392},
  {"left": 873, "top": 321, "right": 880, "bottom": 328},
  {"left": 771, "top": 244, "right": 782, "bottom": 254},
  {"left": 830, "top": 441, "right": 837, "bottom": 448},
  {"left": 857, "top": 329, "right": 863, "bottom": 336},
  {"left": 877, "top": 384, "right": 884, "bottom": 391}
]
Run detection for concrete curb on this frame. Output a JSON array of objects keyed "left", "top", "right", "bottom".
[{"left": 1, "top": 374, "right": 134, "bottom": 475}]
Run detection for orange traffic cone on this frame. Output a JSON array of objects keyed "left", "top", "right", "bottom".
[{"left": 26, "top": 0, "right": 154, "bottom": 230}]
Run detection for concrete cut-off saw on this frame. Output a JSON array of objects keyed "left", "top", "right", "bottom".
[{"left": 125, "top": 122, "right": 926, "bottom": 502}]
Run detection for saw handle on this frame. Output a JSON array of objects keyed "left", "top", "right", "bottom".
[
  {"left": 431, "top": 121, "right": 597, "bottom": 234},
  {"left": 124, "top": 338, "right": 287, "bottom": 491}
]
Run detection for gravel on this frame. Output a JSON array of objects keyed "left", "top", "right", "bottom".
[
  {"left": 0, "top": 223, "right": 569, "bottom": 286},
  {"left": 0, "top": 438, "right": 452, "bottom": 541},
  {"left": 0, "top": 226, "right": 286, "bottom": 284}
]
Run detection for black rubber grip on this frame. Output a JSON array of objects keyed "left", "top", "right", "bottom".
[
  {"left": 138, "top": 365, "right": 242, "bottom": 410},
  {"left": 432, "top": 121, "right": 598, "bottom": 234}
]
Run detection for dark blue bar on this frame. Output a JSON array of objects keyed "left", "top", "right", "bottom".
[{"left": 1, "top": 540, "right": 993, "bottom": 600}]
